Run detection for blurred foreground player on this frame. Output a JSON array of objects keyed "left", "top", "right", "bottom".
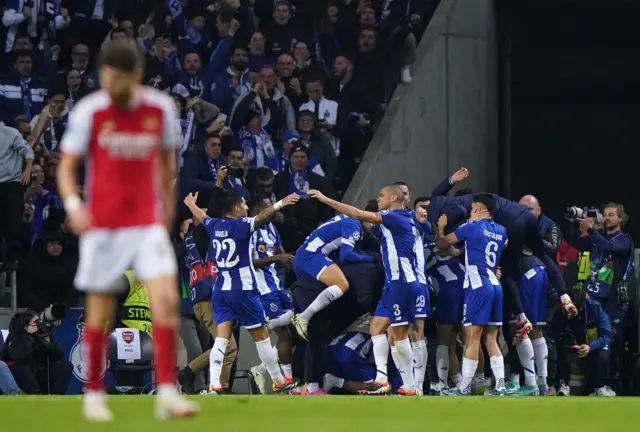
[{"left": 57, "top": 41, "right": 198, "bottom": 421}]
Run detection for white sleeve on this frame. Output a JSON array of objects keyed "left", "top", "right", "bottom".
[
  {"left": 60, "top": 101, "right": 93, "bottom": 156},
  {"left": 161, "top": 96, "right": 180, "bottom": 150}
]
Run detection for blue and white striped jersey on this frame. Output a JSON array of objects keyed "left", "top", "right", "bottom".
[
  {"left": 370, "top": 209, "right": 420, "bottom": 284},
  {"left": 428, "top": 255, "right": 466, "bottom": 295},
  {"left": 203, "top": 216, "right": 258, "bottom": 292},
  {"left": 297, "top": 214, "right": 365, "bottom": 259},
  {"left": 252, "top": 222, "right": 283, "bottom": 295},
  {"left": 454, "top": 219, "right": 508, "bottom": 289}
]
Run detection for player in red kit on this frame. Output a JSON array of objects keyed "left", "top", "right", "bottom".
[{"left": 57, "top": 41, "right": 198, "bottom": 421}]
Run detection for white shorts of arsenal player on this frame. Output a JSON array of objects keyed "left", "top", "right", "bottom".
[
  {"left": 60, "top": 86, "right": 180, "bottom": 292},
  {"left": 75, "top": 225, "right": 177, "bottom": 291}
]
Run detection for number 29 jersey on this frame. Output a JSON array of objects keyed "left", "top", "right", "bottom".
[
  {"left": 203, "top": 216, "right": 258, "bottom": 292},
  {"left": 454, "top": 219, "right": 507, "bottom": 289}
]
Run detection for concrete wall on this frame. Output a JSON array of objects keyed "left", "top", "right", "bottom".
[{"left": 344, "top": 0, "right": 499, "bottom": 207}]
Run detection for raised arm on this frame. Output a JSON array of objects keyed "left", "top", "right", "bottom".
[
  {"left": 183, "top": 192, "right": 207, "bottom": 224},
  {"left": 435, "top": 214, "right": 460, "bottom": 251},
  {"left": 254, "top": 193, "right": 300, "bottom": 230},
  {"left": 308, "top": 190, "right": 382, "bottom": 225}
]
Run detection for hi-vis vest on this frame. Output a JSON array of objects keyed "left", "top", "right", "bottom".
[
  {"left": 121, "top": 270, "right": 152, "bottom": 337},
  {"left": 578, "top": 252, "right": 591, "bottom": 282}
]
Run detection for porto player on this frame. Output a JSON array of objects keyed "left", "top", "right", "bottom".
[{"left": 57, "top": 41, "right": 197, "bottom": 421}]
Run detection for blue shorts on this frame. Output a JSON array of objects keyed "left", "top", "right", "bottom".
[
  {"left": 211, "top": 290, "right": 267, "bottom": 329},
  {"left": 293, "top": 250, "right": 334, "bottom": 280},
  {"left": 326, "top": 335, "right": 403, "bottom": 390},
  {"left": 435, "top": 281, "right": 464, "bottom": 325},
  {"left": 463, "top": 284, "right": 503, "bottom": 327},
  {"left": 260, "top": 290, "right": 294, "bottom": 320},
  {"left": 519, "top": 267, "right": 548, "bottom": 325},
  {"left": 415, "top": 282, "right": 431, "bottom": 319},
  {"left": 374, "top": 280, "right": 423, "bottom": 326}
]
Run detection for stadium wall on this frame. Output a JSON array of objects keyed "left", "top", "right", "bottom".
[{"left": 343, "top": 0, "right": 499, "bottom": 207}]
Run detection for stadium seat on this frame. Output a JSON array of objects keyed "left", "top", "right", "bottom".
[{"left": 107, "top": 328, "right": 153, "bottom": 394}]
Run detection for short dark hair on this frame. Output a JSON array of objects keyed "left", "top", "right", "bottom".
[
  {"left": 454, "top": 188, "right": 473, "bottom": 197},
  {"left": 99, "top": 40, "right": 143, "bottom": 73},
  {"left": 256, "top": 167, "right": 274, "bottom": 181},
  {"left": 206, "top": 132, "right": 221, "bottom": 141},
  {"left": 365, "top": 199, "right": 378, "bottom": 212},
  {"left": 392, "top": 181, "right": 408, "bottom": 188},
  {"left": 226, "top": 146, "right": 244, "bottom": 156},
  {"left": 472, "top": 193, "right": 497, "bottom": 216},
  {"left": 259, "top": 63, "right": 276, "bottom": 73},
  {"left": 221, "top": 191, "right": 245, "bottom": 216},
  {"left": 229, "top": 45, "right": 248, "bottom": 57},
  {"left": 248, "top": 197, "right": 269, "bottom": 215},
  {"left": 13, "top": 49, "right": 32, "bottom": 62},
  {"left": 48, "top": 87, "right": 67, "bottom": 99},
  {"left": 413, "top": 196, "right": 430, "bottom": 208}
]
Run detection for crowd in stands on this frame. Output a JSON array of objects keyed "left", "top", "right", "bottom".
[{"left": 0, "top": 0, "right": 440, "bottom": 394}]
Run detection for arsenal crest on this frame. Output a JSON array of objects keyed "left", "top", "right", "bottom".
[{"left": 122, "top": 330, "right": 134, "bottom": 344}]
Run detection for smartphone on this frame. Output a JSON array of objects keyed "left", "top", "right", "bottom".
[
  {"left": 569, "top": 345, "right": 581, "bottom": 350},
  {"left": 216, "top": 113, "right": 228, "bottom": 123}
]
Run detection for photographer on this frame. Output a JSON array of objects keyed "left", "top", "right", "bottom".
[
  {"left": 3, "top": 311, "right": 72, "bottom": 394},
  {"left": 549, "top": 287, "right": 614, "bottom": 396},
  {"left": 568, "top": 203, "right": 634, "bottom": 391}
]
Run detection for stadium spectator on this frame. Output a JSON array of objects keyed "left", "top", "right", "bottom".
[
  {"left": 22, "top": 231, "right": 78, "bottom": 312},
  {"left": 3, "top": 311, "right": 72, "bottom": 395},
  {"left": 0, "top": 50, "right": 49, "bottom": 124},
  {"left": 260, "top": 0, "right": 307, "bottom": 58},
  {"left": 275, "top": 52, "right": 304, "bottom": 108},
  {"left": 0, "top": 121, "right": 33, "bottom": 267},
  {"left": 274, "top": 143, "right": 333, "bottom": 251},
  {"left": 28, "top": 88, "right": 69, "bottom": 152}
]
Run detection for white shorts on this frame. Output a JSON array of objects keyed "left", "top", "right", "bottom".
[{"left": 75, "top": 224, "right": 177, "bottom": 292}]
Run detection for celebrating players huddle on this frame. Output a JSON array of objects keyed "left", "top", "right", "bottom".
[{"left": 56, "top": 39, "right": 578, "bottom": 424}]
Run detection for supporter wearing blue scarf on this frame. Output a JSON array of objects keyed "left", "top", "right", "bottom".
[
  {"left": 287, "top": 143, "right": 314, "bottom": 198},
  {"left": 237, "top": 124, "right": 279, "bottom": 172},
  {"left": 275, "top": 130, "right": 325, "bottom": 176}
]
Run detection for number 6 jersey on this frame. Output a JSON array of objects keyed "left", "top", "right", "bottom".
[
  {"left": 203, "top": 216, "right": 258, "bottom": 292},
  {"left": 454, "top": 219, "right": 508, "bottom": 289}
]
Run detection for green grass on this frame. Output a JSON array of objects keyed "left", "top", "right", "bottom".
[{"left": 1, "top": 396, "right": 639, "bottom": 431}]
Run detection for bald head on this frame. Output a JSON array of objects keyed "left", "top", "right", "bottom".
[
  {"left": 519, "top": 194, "right": 541, "bottom": 218},
  {"left": 377, "top": 185, "right": 405, "bottom": 211}
]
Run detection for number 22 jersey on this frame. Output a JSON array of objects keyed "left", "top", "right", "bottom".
[
  {"left": 454, "top": 219, "right": 508, "bottom": 289},
  {"left": 203, "top": 216, "right": 258, "bottom": 292}
]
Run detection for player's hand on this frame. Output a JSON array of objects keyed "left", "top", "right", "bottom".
[
  {"left": 283, "top": 193, "right": 300, "bottom": 207},
  {"left": 67, "top": 205, "right": 92, "bottom": 235},
  {"left": 578, "top": 217, "right": 593, "bottom": 231},
  {"left": 278, "top": 254, "right": 294, "bottom": 267},
  {"left": 415, "top": 206, "right": 427, "bottom": 223},
  {"left": 308, "top": 189, "right": 327, "bottom": 203},
  {"left": 563, "top": 297, "right": 578, "bottom": 318},
  {"left": 469, "top": 207, "right": 490, "bottom": 221},
  {"left": 496, "top": 267, "right": 502, "bottom": 280},
  {"left": 437, "top": 214, "right": 448, "bottom": 230},
  {"left": 577, "top": 344, "right": 590, "bottom": 358},
  {"left": 451, "top": 167, "right": 469, "bottom": 183},
  {"left": 183, "top": 192, "right": 199, "bottom": 207}
]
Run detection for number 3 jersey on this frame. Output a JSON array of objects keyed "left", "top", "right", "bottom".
[
  {"left": 203, "top": 216, "right": 258, "bottom": 292},
  {"left": 454, "top": 219, "right": 508, "bottom": 289}
]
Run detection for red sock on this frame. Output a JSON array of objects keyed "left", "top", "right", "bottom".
[
  {"left": 153, "top": 324, "right": 176, "bottom": 386},
  {"left": 84, "top": 325, "right": 106, "bottom": 392}
]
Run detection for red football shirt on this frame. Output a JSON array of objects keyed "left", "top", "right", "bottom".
[{"left": 60, "top": 87, "right": 179, "bottom": 229}]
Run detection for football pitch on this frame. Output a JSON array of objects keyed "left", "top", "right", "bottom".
[{"left": 1, "top": 396, "right": 639, "bottom": 431}]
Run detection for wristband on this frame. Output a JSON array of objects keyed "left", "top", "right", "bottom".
[
  {"left": 64, "top": 195, "right": 82, "bottom": 212},
  {"left": 274, "top": 200, "right": 284, "bottom": 211}
]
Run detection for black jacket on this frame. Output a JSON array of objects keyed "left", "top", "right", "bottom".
[
  {"left": 274, "top": 169, "right": 334, "bottom": 251},
  {"left": 3, "top": 331, "right": 65, "bottom": 367}
]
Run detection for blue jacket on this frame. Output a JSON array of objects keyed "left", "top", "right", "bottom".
[
  {"left": 549, "top": 297, "right": 613, "bottom": 351},
  {"left": 0, "top": 72, "right": 47, "bottom": 123},
  {"left": 210, "top": 66, "right": 252, "bottom": 115}
]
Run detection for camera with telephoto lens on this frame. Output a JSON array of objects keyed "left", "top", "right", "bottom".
[
  {"left": 564, "top": 206, "right": 585, "bottom": 221},
  {"left": 39, "top": 303, "right": 66, "bottom": 327},
  {"left": 224, "top": 165, "right": 244, "bottom": 178}
]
